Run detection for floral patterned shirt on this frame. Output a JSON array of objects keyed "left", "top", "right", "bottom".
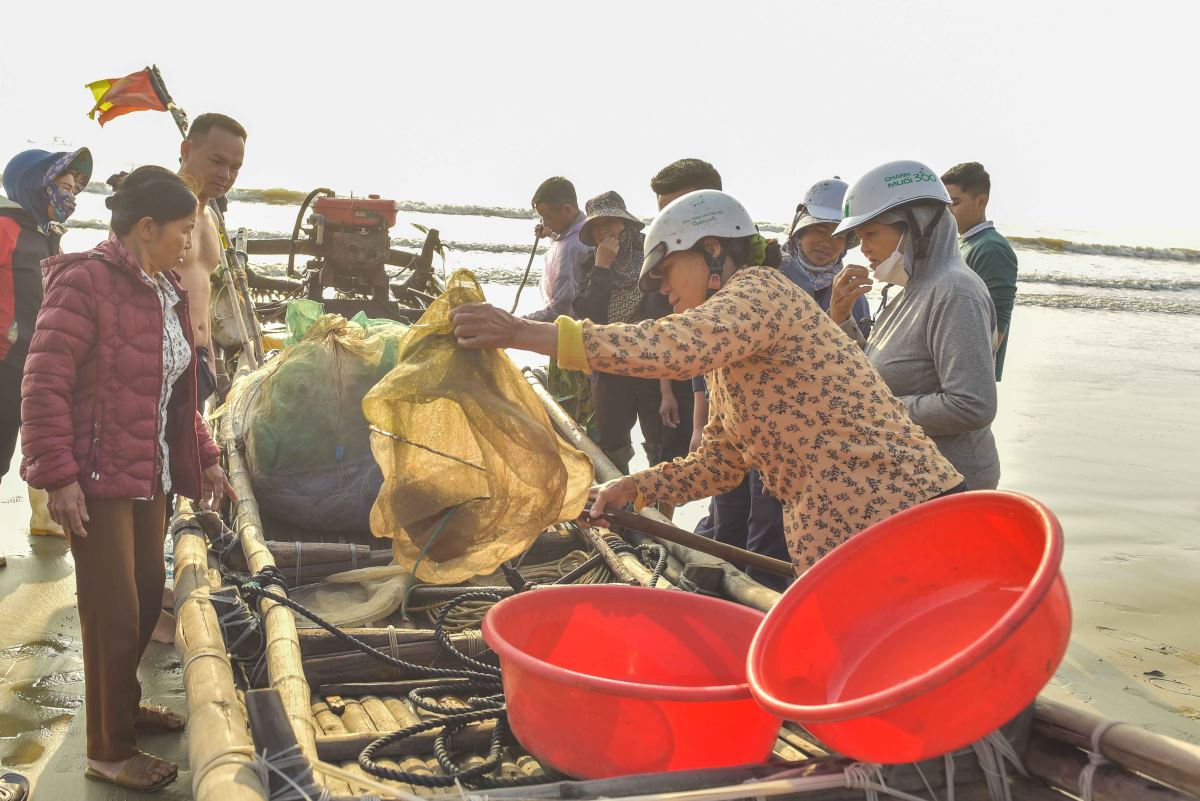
[
  {"left": 138, "top": 270, "right": 192, "bottom": 495},
  {"left": 559, "top": 267, "right": 963, "bottom": 572}
]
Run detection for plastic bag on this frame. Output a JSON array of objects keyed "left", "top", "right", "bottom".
[
  {"left": 364, "top": 269, "right": 594, "bottom": 584},
  {"left": 288, "top": 564, "right": 414, "bottom": 628},
  {"left": 224, "top": 313, "right": 409, "bottom": 532}
]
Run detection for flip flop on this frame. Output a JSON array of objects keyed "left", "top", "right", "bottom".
[
  {"left": 135, "top": 704, "right": 185, "bottom": 732},
  {"left": 84, "top": 751, "right": 177, "bottom": 792},
  {"left": 0, "top": 772, "right": 29, "bottom": 801}
]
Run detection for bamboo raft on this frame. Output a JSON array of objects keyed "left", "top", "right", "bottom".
[{"left": 172, "top": 373, "right": 1200, "bottom": 801}]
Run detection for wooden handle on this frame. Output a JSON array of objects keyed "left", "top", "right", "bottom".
[{"left": 590, "top": 506, "right": 795, "bottom": 579}]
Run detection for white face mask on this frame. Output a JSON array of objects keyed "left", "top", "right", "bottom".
[{"left": 872, "top": 248, "right": 909, "bottom": 286}]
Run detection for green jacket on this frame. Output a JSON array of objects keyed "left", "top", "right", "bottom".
[{"left": 960, "top": 225, "right": 1017, "bottom": 380}]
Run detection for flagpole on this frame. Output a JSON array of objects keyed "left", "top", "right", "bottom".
[
  {"left": 145, "top": 65, "right": 263, "bottom": 374},
  {"left": 147, "top": 65, "right": 190, "bottom": 138}
]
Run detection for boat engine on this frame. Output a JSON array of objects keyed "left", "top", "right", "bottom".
[
  {"left": 243, "top": 187, "right": 445, "bottom": 325},
  {"left": 289, "top": 192, "right": 399, "bottom": 301}
]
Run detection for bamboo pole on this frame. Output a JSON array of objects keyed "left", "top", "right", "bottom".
[
  {"left": 316, "top": 721, "right": 496, "bottom": 762},
  {"left": 524, "top": 367, "right": 782, "bottom": 612},
  {"left": 297, "top": 627, "right": 438, "bottom": 658},
  {"left": 1033, "top": 697, "right": 1200, "bottom": 797},
  {"left": 301, "top": 641, "right": 474, "bottom": 686},
  {"left": 222, "top": 416, "right": 323, "bottom": 778},
  {"left": 1025, "top": 732, "right": 1197, "bottom": 801},
  {"left": 598, "top": 506, "right": 795, "bottom": 578},
  {"left": 318, "top": 678, "right": 471, "bottom": 697},
  {"left": 172, "top": 501, "right": 267, "bottom": 801}
]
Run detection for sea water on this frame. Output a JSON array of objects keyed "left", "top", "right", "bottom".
[{"left": 2, "top": 188, "right": 1197, "bottom": 779}]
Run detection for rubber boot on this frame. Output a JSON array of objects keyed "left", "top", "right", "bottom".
[{"left": 28, "top": 486, "right": 66, "bottom": 537}]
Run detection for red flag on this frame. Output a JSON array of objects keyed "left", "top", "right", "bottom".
[{"left": 86, "top": 69, "right": 168, "bottom": 126}]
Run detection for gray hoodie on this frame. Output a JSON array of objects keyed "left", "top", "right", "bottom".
[{"left": 843, "top": 205, "right": 1000, "bottom": 489}]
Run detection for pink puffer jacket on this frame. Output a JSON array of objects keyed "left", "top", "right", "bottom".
[{"left": 20, "top": 237, "right": 220, "bottom": 499}]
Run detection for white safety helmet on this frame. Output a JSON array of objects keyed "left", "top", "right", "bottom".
[
  {"left": 793, "top": 178, "right": 849, "bottom": 230},
  {"left": 789, "top": 177, "right": 855, "bottom": 246},
  {"left": 832, "top": 160, "right": 951, "bottom": 238},
  {"left": 639, "top": 189, "right": 757, "bottom": 293}
]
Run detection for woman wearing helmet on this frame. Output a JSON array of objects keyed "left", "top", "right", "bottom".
[
  {"left": 451, "top": 189, "right": 963, "bottom": 573},
  {"left": 781, "top": 177, "right": 873, "bottom": 336},
  {"left": 830, "top": 160, "right": 1000, "bottom": 489}
]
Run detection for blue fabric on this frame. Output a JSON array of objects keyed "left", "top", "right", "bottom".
[
  {"left": 2, "top": 148, "right": 91, "bottom": 230},
  {"left": 779, "top": 254, "right": 873, "bottom": 338}
]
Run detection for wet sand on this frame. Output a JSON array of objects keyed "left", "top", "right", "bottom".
[
  {"left": 0, "top": 486, "right": 189, "bottom": 797},
  {"left": 0, "top": 302, "right": 1197, "bottom": 795},
  {"left": 993, "top": 306, "right": 1200, "bottom": 743}
]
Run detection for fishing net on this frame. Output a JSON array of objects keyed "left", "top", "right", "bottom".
[
  {"left": 224, "top": 311, "right": 409, "bottom": 533},
  {"left": 364, "top": 269, "right": 594, "bottom": 584}
]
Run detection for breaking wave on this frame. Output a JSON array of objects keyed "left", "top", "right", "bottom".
[
  {"left": 80, "top": 184, "right": 1198, "bottom": 262},
  {"left": 1016, "top": 293, "right": 1200, "bottom": 315},
  {"left": 1021, "top": 273, "right": 1200, "bottom": 291},
  {"left": 1010, "top": 236, "right": 1200, "bottom": 263}
]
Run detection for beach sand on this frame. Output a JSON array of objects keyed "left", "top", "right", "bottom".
[{"left": 1, "top": 302, "right": 1197, "bottom": 793}]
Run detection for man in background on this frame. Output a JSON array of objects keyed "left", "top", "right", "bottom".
[
  {"left": 178, "top": 113, "right": 247, "bottom": 409},
  {"left": 524, "top": 177, "right": 591, "bottom": 322},
  {"left": 942, "top": 162, "right": 1018, "bottom": 380},
  {"left": 646, "top": 158, "right": 732, "bottom": 526}
]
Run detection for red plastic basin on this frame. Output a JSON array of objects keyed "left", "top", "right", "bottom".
[
  {"left": 482, "top": 585, "right": 781, "bottom": 779},
  {"left": 748, "top": 491, "right": 1071, "bottom": 763}
]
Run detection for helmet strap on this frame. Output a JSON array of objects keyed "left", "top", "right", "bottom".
[
  {"left": 903, "top": 204, "right": 945, "bottom": 261},
  {"left": 704, "top": 250, "right": 726, "bottom": 298}
]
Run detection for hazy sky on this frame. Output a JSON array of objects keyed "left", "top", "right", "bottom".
[{"left": 1, "top": 0, "right": 1196, "bottom": 246}]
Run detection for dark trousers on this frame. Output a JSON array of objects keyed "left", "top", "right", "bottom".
[
  {"left": 591, "top": 371, "right": 663, "bottom": 474},
  {"left": 68, "top": 490, "right": 169, "bottom": 761},
  {"left": 196, "top": 345, "right": 216, "bottom": 413},
  {"left": 0, "top": 360, "right": 20, "bottom": 480},
  {"left": 658, "top": 379, "right": 695, "bottom": 463},
  {"left": 696, "top": 472, "right": 794, "bottom": 591},
  {"left": 745, "top": 471, "right": 795, "bottom": 592}
]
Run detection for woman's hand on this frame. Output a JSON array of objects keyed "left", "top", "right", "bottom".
[
  {"left": 587, "top": 476, "right": 639, "bottom": 521},
  {"left": 830, "top": 265, "right": 873, "bottom": 324},
  {"left": 48, "top": 482, "right": 89, "bottom": 538},
  {"left": 450, "top": 303, "right": 526, "bottom": 350},
  {"left": 659, "top": 388, "right": 680, "bottom": 429},
  {"left": 451, "top": 304, "right": 561, "bottom": 356},
  {"left": 200, "top": 464, "right": 238, "bottom": 511},
  {"left": 688, "top": 429, "right": 703, "bottom": 454},
  {"left": 595, "top": 234, "right": 619, "bottom": 269}
]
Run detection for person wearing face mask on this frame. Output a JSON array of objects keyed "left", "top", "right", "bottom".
[
  {"left": 781, "top": 178, "right": 873, "bottom": 334},
  {"left": 1, "top": 147, "right": 91, "bottom": 481},
  {"left": 449, "top": 190, "right": 964, "bottom": 576},
  {"left": 20, "top": 166, "right": 236, "bottom": 793},
  {"left": 571, "top": 191, "right": 662, "bottom": 473},
  {"left": 830, "top": 160, "right": 1000, "bottom": 490}
]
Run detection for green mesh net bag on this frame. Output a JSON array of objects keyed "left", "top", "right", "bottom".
[
  {"left": 364, "top": 269, "right": 594, "bottom": 584},
  {"left": 230, "top": 312, "right": 409, "bottom": 532}
]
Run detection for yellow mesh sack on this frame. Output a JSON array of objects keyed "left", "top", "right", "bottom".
[{"left": 364, "top": 269, "right": 593, "bottom": 584}]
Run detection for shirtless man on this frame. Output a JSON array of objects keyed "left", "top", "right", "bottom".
[
  {"left": 152, "top": 114, "right": 245, "bottom": 646},
  {"left": 177, "top": 113, "right": 246, "bottom": 409}
]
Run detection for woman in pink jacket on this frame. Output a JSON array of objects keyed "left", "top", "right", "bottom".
[{"left": 20, "top": 166, "right": 234, "bottom": 792}]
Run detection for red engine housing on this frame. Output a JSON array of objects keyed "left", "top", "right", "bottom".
[{"left": 312, "top": 195, "right": 399, "bottom": 229}]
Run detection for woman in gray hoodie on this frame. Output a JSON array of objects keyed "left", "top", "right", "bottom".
[{"left": 830, "top": 160, "right": 1000, "bottom": 489}]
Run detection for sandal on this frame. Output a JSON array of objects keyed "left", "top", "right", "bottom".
[
  {"left": 135, "top": 704, "right": 185, "bottom": 732},
  {"left": 0, "top": 772, "right": 29, "bottom": 801},
  {"left": 84, "top": 751, "right": 177, "bottom": 792}
]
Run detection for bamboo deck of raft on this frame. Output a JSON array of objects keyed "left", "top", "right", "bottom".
[{"left": 171, "top": 374, "right": 1200, "bottom": 801}]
